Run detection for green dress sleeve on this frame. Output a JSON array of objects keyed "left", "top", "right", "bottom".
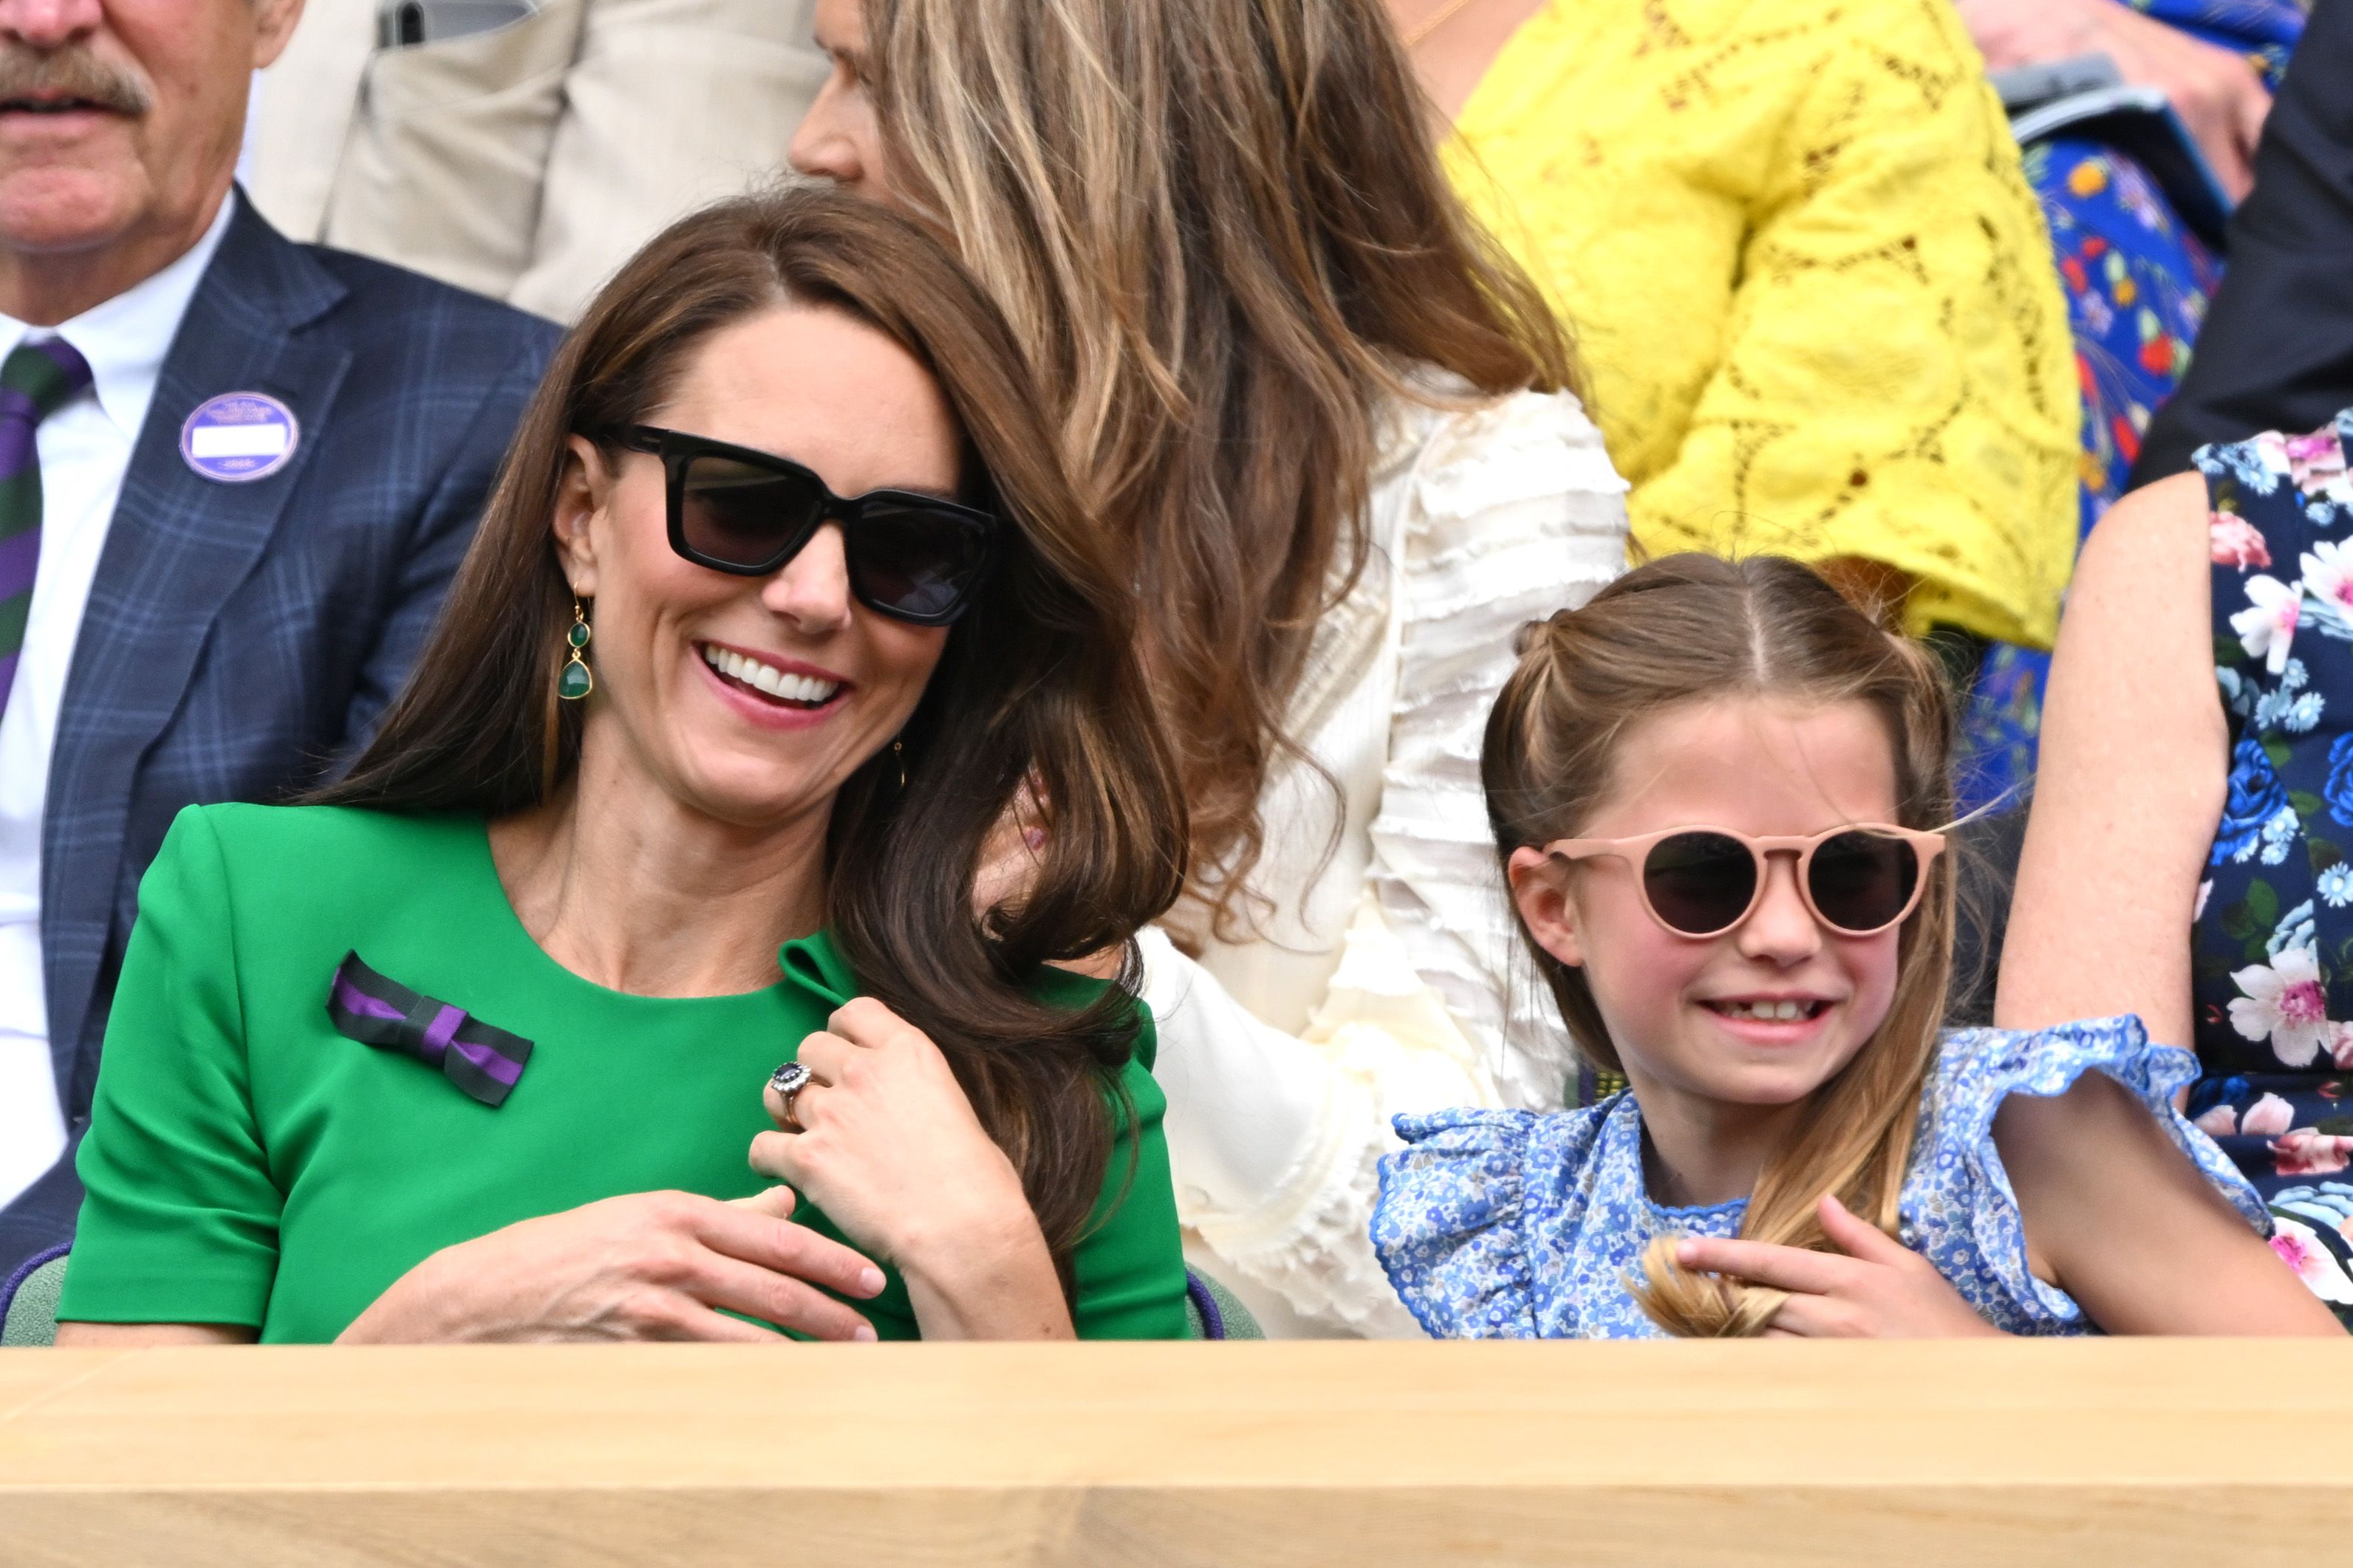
[
  {"left": 1068, "top": 1010, "right": 1190, "bottom": 1341},
  {"left": 58, "top": 807, "right": 284, "bottom": 1328}
]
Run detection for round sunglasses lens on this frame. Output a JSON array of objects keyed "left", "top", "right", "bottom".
[
  {"left": 853, "top": 499, "right": 991, "bottom": 621},
  {"left": 680, "top": 455, "right": 824, "bottom": 570},
  {"left": 1806, "top": 832, "right": 1919, "bottom": 933},
  {"left": 1642, "top": 832, "right": 1758, "bottom": 935}
]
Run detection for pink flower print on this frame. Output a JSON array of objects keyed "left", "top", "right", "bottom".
[
  {"left": 2269, "top": 1217, "right": 2353, "bottom": 1303},
  {"left": 2272, "top": 1130, "right": 2353, "bottom": 1177},
  {"left": 2193, "top": 1104, "right": 2238, "bottom": 1137},
  {"left": 2284, "top": 428, "right": 2350, "bottom": 501},
  {"left": 2231, "top": 575, "right": 2301, "bottom": 673},
  {"left": 2333, "top": 1023, "right": 2353, "bottom": 1070},
  {"left": 2304, "top": 541, "right": 2353, "bottom": 618},
  {"left": 2210, "top": 514, "right": 2271, "bottom": 570},
  {"left": 2242, "top": 1093, "right": 2296, "bottom": 1136},
  {"left": 2228, "top": 947, "right": 2335, "bottom": 1066}
]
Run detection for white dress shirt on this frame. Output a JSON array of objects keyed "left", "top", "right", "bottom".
[{"left": 0, "top": 196, "right": 233, "bottom": 1208}]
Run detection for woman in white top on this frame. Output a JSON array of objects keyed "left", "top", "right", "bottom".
[{"left": 790, "top": 0, "right": 1629, "bottom": 1335}]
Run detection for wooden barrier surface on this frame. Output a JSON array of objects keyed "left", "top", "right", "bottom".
[{"left": 0, "top": 1339, "right": 2336, "bottom": 1565}]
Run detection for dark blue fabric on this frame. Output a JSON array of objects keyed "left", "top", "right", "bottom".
[{"left": 0, "top": 194, "right": 559, "bottom": 1281}]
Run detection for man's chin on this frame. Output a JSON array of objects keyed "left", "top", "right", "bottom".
[{"left": 0, "top": 162, "right": 146, "bottom": 255}]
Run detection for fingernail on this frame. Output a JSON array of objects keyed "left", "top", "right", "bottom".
[
  {"left": 858, "top": 1267, "right": 886, "bottom": 1296},
  {"left": 853, "top": 1324, "right": 878, "bottom": 1343},
  {"left": 1675, "top": 1241, "right": 1699, "bottom": 1264}
]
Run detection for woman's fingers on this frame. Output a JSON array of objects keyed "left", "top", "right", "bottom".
[
  {"left": 1676, "top": 1236, "right": 1852, "bottom": 1298},
  {"left": 828, "top": 996, "right": 918, "bottom": 1050},
  {"left": 688, "top": 1253, "right": 880, "bottom": 1342},
  {"left": 749, "top": 1129, "right": 805, "bottom": 1185},
  {"left": 695, "top": 1191, "right": 887, "bottom": 1300}
]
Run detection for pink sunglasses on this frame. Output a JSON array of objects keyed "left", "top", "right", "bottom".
[{"left": 1545, "top": 824, "right": 1947, "bottom": 938}]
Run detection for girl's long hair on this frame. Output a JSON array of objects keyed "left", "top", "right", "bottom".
[
  {"left": 861, "top": 0, "right": 1577, "bottom": 937},
  {"left": 1481, "top": 555, "right": 1958, "bottom": 1338},
  {"left": 315, "top": 187, "right": 1189, "bottom": 1290}
]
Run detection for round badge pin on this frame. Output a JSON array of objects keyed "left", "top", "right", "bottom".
[{"left": 180, "top": 392, "right": 299, "bottom": 483}]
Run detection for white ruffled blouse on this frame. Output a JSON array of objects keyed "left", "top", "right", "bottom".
[{"left": 1139, "top": 383, "right": 1629, "bottom": 1337}]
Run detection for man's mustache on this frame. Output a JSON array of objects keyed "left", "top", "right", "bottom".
[{"left": 0, "top": 47, "right": 152, "bottom": 117}]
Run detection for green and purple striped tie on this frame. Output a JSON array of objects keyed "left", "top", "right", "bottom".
[{"left": 0, "top": 337, "right": 93, "bottom": 719}]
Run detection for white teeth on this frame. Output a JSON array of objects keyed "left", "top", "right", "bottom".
[
  {"left": 700, "top": 646, "right": 839, "bottom": 705},
  {"left": 1720, "top": 1000, "right": 1811, "bottom": 1021}
]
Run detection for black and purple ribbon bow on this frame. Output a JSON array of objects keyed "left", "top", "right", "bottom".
[{"left": 325, "top": 953, "right": 533, "bottom": 1109}]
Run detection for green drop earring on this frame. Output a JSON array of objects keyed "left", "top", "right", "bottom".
[{"left": 558, "top": 598, "right": 594, "bottom": 701}]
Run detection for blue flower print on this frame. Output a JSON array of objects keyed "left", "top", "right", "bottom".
[
  {"left": 2263, "top": 806, "right": 2303, "bottom": 866},
  {"left": 2199, "top": 436, "right": 2284, "bottom": 496},
  {"left": 2320, "top": 865, "right": 2353, "bottom": 909},
  {"left": 2218, "top": 737, "right": 2294, "bottom": 865},
  {"left": 2272, "top": 899, "right": 2318, "bottom": 956},
  {"left": 2328, "top": 733, "right": 2353, "bottom": 829}
]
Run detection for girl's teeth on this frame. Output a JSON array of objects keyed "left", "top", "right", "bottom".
[{"left": 1724, "top": 1000, "right": 1809, "bottom": 1021}]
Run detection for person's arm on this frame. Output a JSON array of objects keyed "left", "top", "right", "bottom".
[
  {"left": 1957, "top": 0, "right": 2274, "bottom": 199},
  {"left": 1145, "top": 390, "right": 1625, "bottom": 1335},
  {"left": 1995, "top": 1074, "right": 2341, "bottom": 1334},
  {"left": 1632, "top": 0, "right": 2078, "bottom": 649},
  {"left": 2132, "top": 0, "right": 2353, "bottom": 485},
  {"left": 1996, "top": 473, "right": 2223, "bottom": 1041}
]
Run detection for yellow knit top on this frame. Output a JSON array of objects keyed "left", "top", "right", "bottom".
[{"left": 1447, "top": 0, "right": 2080, "bottom": 646}]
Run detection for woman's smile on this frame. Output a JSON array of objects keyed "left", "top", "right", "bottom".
[{"left": 694, "top": 639, "right": 854, "bottom": 732}]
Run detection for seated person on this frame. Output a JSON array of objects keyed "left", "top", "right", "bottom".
[
  {"left": 1375, "top": 555, "right": 2336, "bottom": 1338},
  {"left": 2003, "top": 405, "right": 2353, "bottom": 1321},
  {"left": 2129, "top": 0, "right": 2353, "bottom": 482},
  {"left": 1389, "top": 0, "right": 2079, "bottom": 800},
  {"left": 52, "top": 188, "right": 1192, "bottom": 1345},
  {"left": 0, "top": 0, "right": 558, "bottom": 1280}
]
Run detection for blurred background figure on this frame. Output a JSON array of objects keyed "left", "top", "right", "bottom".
[
  {"left": 1953, "top": 0, "right": 2306, "bottom": 803},
  {"left": 2128, "top": 0, "right": 2352, "bottom": 483},
  {"left": 1390, "top": 0, "right": 2080, "bottom": 813},
  {"left": 243, "top": 0, "right": 826, "bottom": 321}
]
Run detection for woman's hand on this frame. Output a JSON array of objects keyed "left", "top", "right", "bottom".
[
  {"left": 1674, "top": 1195, "right": 2006, "bottom": 1339},
  {"left": 1958, "top": 0, "right": 2273, "bottom": 199},
  {"left": 751, "top": 999, "right": 1076, "bottom": 1340},
  {"left": 336, "top": 1185, "right": 887, "bottom": 1344}
]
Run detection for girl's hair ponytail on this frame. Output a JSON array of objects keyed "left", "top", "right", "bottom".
[{"left": 1481, "top": 554, "right": 1958, "bottom": 1336}]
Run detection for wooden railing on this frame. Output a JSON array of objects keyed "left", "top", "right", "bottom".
[{"left": 0, "top": 1339, "right": 2335, "bottom": 1564}]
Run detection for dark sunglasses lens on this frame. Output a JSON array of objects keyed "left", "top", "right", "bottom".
[
  {"left": 1642, "top": 832, "right": 1758, "bottom": 935},
  {"left": 677, "top": 453, "right": 825, "bottom": 571},
  {"left": 1807, "top": 832, "right": 1921, "bottom": 933},
  {"left": 851, "top": 498, "right": 992, "bottom": 621}
]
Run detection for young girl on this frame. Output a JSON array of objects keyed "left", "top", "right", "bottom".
[{"left": 1372, "top": 554, "right": 2342, "bottom": 1338}]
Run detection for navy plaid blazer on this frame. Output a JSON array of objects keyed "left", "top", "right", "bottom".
[{"left": 0, "top": 195, "right": 561, "bottom": 1273}]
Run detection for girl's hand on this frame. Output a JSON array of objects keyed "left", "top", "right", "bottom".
[
  {"left": 337, "top": 1186, "right": 887, "bottom": 1344},
  {"left": 751, "top": 999, "right": 1075, "bottom": 1340},
  {"left": 1673, "top": 1195, "right": 2006, "bottom": 1339}
]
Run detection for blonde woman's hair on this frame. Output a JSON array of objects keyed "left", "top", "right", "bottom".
[
  {"left": 1482, "top": 555, "right": 1958, "bottom": 1338},
  {"left": 862, "top": 0, "right": 1579, "bottom": 937}
]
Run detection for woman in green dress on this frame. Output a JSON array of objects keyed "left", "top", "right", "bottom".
[{"left": 52, "top": 188, "right": 1192, "bottom": 1345}]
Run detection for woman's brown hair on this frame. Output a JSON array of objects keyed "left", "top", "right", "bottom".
[
  {"left": 1482, "top": 554, "right": 1958, "bottom": 1337},
  {"left": 317, "top": 187, "right": 1189, "bottom": 1287},
  {"left": 861, "top": 0, "right": 1578, "bottom": 937}
]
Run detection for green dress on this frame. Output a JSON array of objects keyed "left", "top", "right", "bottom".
[{"left": 58, "top": 804, "right": 1189, "bottom": 1343}]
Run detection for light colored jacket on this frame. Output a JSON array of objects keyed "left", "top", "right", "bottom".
[{"left": 245, "top": 0, "right": 826, "bottom": 321}]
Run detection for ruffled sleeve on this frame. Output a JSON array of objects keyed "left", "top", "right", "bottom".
[
  {"left": 1907, "top": 1017, "right": 2269, "bottom": 1331},
  {"left": 1372, "top": 1107, "right": 1558, "bottom": 1340}
]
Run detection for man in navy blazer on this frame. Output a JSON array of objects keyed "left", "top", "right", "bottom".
[{"left": 0, "top": 0, "right": 560, "bottom": 1282}]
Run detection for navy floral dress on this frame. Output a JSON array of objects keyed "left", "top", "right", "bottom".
[{"left": 2195, "top": 411, "right": 2353, "bottom": 1321}]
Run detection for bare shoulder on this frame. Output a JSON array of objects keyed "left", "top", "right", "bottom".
[{"left": 2066, "top": 471, "right": 2211, "bottom": 623}]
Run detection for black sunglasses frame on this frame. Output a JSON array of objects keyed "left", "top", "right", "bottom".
[{"left": 604, "top": 424, "right": 1000, "bottom": 627}]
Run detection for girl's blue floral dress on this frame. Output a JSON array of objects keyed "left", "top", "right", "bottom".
[
  {"left": 1372, "top": 1018, "right": 2262, "bottom": 1338},
  {"left": 1958, "top": 0, "right": 2306, "bottom": 812},
  {"left": 2195, "top": 409, "right": 2353, "bottom": 1322}
]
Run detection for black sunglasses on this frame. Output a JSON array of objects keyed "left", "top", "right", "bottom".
[{"left": 604, "top": 425, "right": 999, "bottom": 626}]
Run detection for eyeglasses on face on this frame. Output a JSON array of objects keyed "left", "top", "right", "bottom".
[
  {"left": 602, "top": 424, "right": 999, "bottom": 626},
  {"left": 1543, "top": 823, "right": 1947, "bottom": 939}
]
